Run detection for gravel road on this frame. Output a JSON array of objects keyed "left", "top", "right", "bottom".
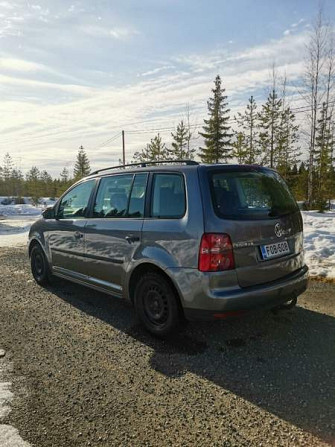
[{"left": 0, "top": 247, "right": 334, "bottom": 447}]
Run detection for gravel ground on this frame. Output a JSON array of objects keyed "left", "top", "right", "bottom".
[{"left": 0, "top": 247, "right": 334, "bottom": 447}]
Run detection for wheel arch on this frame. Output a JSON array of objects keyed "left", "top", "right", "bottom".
[
  {"left": 28, "top": 237, "right": 49, "bottom": 261},
  {"left": 128, "top": 262, "right": 185, "bottom": 316}
]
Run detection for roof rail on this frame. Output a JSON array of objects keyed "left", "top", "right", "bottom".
[{"left": 90, "top": 159, "right": 199, "bottom": 175}]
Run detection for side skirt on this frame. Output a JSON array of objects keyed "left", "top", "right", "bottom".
[{"left": 53, "top": 269, "right": 123, "bottom": 300}]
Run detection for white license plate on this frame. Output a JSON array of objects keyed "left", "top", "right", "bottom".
[{"left": 260, "top": 241, "right": 290, "bottom": 260}]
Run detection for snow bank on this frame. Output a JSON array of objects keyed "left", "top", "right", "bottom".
[
  {"left": 0, "top": 357, "right": 31, "bottom": 447},
  {"left": 0, "top": 200, "right": 46, "bottom": 247},
  {"left": 302, "top": 211, "right": 335, "bottom": 279}
]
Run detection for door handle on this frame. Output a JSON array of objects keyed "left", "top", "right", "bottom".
[
  {"left": 125, "top": 235, "right": 140, "bottom": 243},
  {"left": 74, "top": 231, "right": 84, "bottom": 239}
]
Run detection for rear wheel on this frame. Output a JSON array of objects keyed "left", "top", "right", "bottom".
[
  {"left": 30, "top": 245, "right": 51, "bottom": 286},
  {"left": 134, "top": 271, "right": 181, "bottom": 337}
]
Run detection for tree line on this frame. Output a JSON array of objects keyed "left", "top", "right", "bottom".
[
  {"left": 0, "top": 146, "right": 90, "bottom": 204},
  {"left": 0, "top": 8, "right": 333, "bottom": 209}
]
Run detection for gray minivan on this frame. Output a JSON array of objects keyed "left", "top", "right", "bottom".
[{"left": 28, "top": 161, "right": 308, "bottom": 336}]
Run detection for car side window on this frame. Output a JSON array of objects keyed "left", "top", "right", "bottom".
[
  {"left": 151, "top": 173, "right": 186, "bottom": 218},
  {"left": 57, "top": 180, "right": 95, "bottom": 219},
  {"left": 93, "top": 174, "right": 133, "bottom": 218}
]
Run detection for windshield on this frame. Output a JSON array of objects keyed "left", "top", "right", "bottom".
[{"left": 209, "top": 169, "right": 299, "bottom": 220}]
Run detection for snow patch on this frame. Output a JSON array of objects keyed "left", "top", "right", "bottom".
[
  {"left": 0, "top": 425, "right": 31, "bottom": 447},
  {"left": 0, "top": 358, "right": 31, "bottom": 446},
  {"left": 302, "top": 211, "right": 335, "bottom": 279}
]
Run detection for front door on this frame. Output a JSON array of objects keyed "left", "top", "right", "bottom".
[
  {"left": 48, "top": 179, "right": 96, "bottom": 279},
  {"left": 84, "top": 173, "right": 148, "bottom": 296}
]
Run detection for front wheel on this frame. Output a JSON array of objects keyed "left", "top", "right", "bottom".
[
  {"left": 134, "top": 272, "right": 181, "bottom": 337},
  {"left": 30, "top": 245, "right": 51, "bottom": 286}
]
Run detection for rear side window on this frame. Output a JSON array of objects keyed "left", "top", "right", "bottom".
[
  {"left": 93, "top": 173, "right": 148, "bottom": 218},
  {"left": 128, "top": 174, "right": 148, "bottom": 218},
  {"left": 93, "top": 175, "right": 133, "bottom": 218},
  {"left": 151, "top": 173, "right": 186, "bottom": 218},
  {"left": 209, "top": 170, "right": 299, "bottom": 220}
]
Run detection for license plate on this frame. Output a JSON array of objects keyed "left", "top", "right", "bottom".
[{"left": 260, "top": 241, "right": 290, "bottom": 260}]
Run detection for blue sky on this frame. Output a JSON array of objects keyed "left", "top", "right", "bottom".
[{"left": 0, "top": 0, "right": 334, "bottom": 176}]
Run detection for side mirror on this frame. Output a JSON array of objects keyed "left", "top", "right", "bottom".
[{"left": 42, "top": 206, "right": 55, "bottom": 219}]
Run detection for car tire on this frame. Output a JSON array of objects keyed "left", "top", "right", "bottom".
[
  {"left": 30, "top": 245, "right": 52, "bottom": 286},
  {"left": 134, "top": 271, "right": 181, "bottom": 337}
]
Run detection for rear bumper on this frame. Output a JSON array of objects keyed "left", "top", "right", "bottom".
[{"left": 167, "top": 265, "right": 309, "bottom": 321}]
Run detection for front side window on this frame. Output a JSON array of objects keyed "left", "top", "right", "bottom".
[
  {"left": 151, "top": 173, "right": 186, "bottom": 218},
  {"left": 93, "top": 174, "right": 133, "bottom": 218},
  {"left": 57, "top": 180, "right": 95, "bottom": 219}
]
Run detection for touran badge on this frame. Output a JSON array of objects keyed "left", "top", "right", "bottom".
[{"left": 274, "top": 223, "right": 283, "bottom": 238}]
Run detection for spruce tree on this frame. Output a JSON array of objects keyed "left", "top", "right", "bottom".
[
  {"left": 133, "top": 134, "right": 168, "bottom": 162},
  {"left": 235, "top": 96, "right": 259, "bottom": 164},
  {"left": 168, "top": 120, "right": 194, "bottom": 159},
  {"left": 258, "top": 89, "right": 282, "bottom": 168},
  {"left": 199, "top": 75, "right": 233, "bottom": 163},
  {"left": 74, "top": 146, "right": 91, "bottom": 179}
]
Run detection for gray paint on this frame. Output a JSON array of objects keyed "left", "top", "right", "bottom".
[{"left": 29, "top": 164, "right": 308, "bottom": 319}]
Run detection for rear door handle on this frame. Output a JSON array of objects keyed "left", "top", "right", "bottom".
[
  {"left": 74, "top": 231, "right": 84, "bottom": 239},
  {"left": 125, "top": 235, "right": 140, "bottom": 243}
]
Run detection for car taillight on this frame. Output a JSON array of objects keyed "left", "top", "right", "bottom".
[{"left": 198, "top": 233, "right": 235, "bottom": 272}]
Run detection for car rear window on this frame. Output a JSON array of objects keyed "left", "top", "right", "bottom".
[{"left": 209, "top": 169, "right": 299, "bottom": 220}]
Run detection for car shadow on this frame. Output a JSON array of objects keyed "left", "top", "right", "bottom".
[{"left": 48, "top": 278, "right": 335, "bottom": 445}]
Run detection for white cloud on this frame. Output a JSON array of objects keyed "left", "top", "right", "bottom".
[
  {"left": 291, "top": 18, "right": 304, "bottom": 28},
  {"left": 0, "top": 29, "right": 310, "bottom": 176},
  {"left": 0, "top": 1, "right": 14, "bottom": 10},
  {"left": 0, "top": 57, "right": 43, "bottom": 72},
  {"left": 283, "top": 29, "right": 291, "bottom": 36},
  {"left": 81, "top": 24, "right": 138, "bottom": 40},
  {"left": 140, "top": 65, "right": 175, "bottom": 77}
]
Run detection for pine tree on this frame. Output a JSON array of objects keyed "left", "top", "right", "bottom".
[
  {"left": 314, "top": 103, "right": 334, "bottom": 209},
  {"left": 60, "top": 167, "right": 70, "bottom": 183},
  {"left": 168, "top": 120, "right": 195, "bottom": 159},
  {"left": 11, "top": 169, "right": 23, "bottom": 199},
  {"left": 133, "top": 134, "right": 168, "bottom": 162},
  {"left": 258, "top": 89, "right": 282, "bottom": 168},
  {"left": 276, "top": 106, "right": 300, "bottom": 179},
  {"left": 293, "top": 162, "right": 308, "bottom": 201},
  {"left": 57, "top": 167, "right": 71, "bottom": 196},
  {"left": 232, "top": 132, "right": 248, "bottom": 164},
  {"left": 2, "top": 153, "right": 14, "bottom": 196},
  {"left": 199, "top": 75, "right": 233, "bottom": 163},
  {"left": 235, "top": 96, "right": 259, "bottom": 164},
  {"left": 26, "top": 167, "right": 41, "bottom": 204},
  {"left": 74, "top": 146, "right": 91, "bottom": 179}
]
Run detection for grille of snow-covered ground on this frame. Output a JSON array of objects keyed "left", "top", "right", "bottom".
[
  {"left": 0, "top": 353, "right": 31, "bottom": 446},
  {"left": 0, "top": 199, "right": 334, "bottom": 279}
]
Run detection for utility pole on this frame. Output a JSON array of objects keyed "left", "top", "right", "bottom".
[{"left": 122, "top": 130, "right": 126, "bottom": 165}]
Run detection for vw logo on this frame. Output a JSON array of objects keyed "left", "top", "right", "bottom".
[{"left": 274, "top": 223, "right": 283, "bottom": 238}]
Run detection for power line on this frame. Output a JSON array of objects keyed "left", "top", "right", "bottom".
[
  {"left": 95, "top": 131, "right": 122, "bottom": 149},
  {"left": 123, "top": 99, "right": 335, "bottom": 136}
]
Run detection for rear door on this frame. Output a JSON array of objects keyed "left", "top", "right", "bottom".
[
  {"left": 84, "top": 173, "right": 147, "bottom": 295},
  {"left": 202, "top": 167, "right": 304, "bottom": 288}
]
